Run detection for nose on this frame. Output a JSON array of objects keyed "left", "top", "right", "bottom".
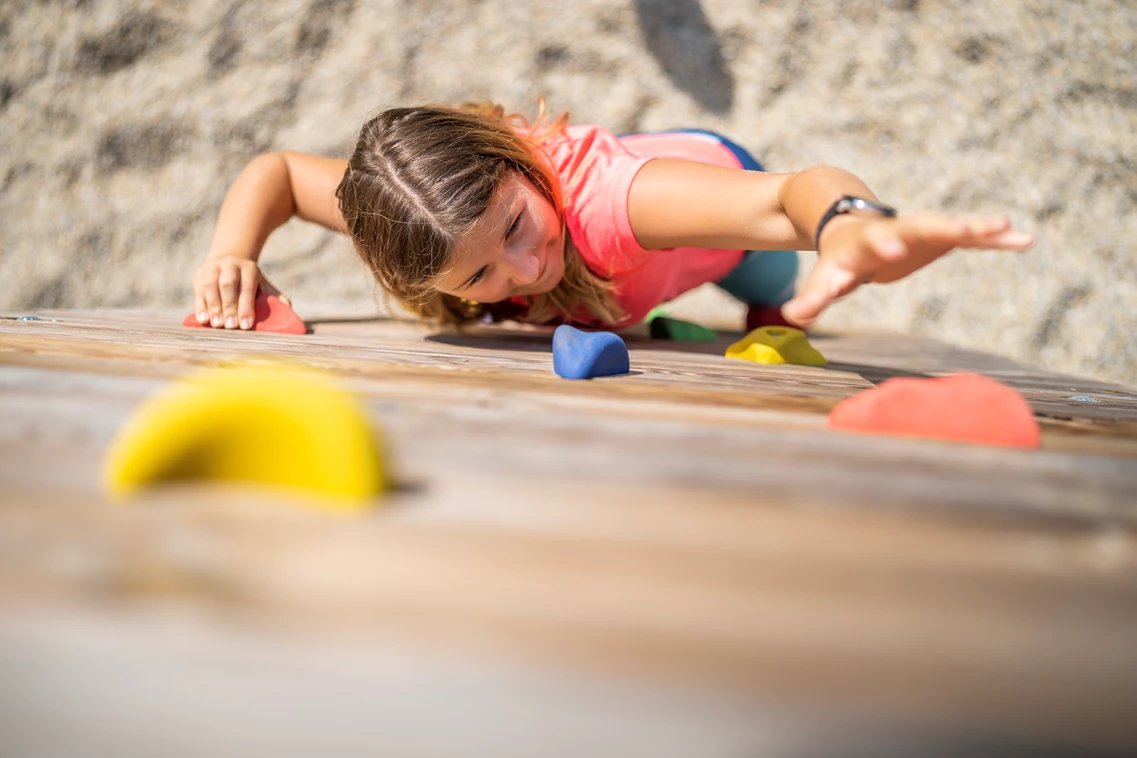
[{"left": 505, "top": 246, "right": 541, "bottom": 287}]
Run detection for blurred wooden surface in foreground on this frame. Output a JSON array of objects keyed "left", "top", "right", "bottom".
[{"left": 1, "top": 308, "right": 1136, "bottom": 758}]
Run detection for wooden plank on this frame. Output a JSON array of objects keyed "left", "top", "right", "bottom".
[
  {"left": 6, "top": 308, "right": 1137, "bottom": 411},
  {"left": 1, "top": 312, "right": 1134, "bottom": 523},
  {"left": 2, "top": 308, "right": 1137, "bottom": 752},
  {"left": 3, "top": 314, "right": 1137, "bottom": 448},
  {"left": 2, "top": 483, "right": 1136, "bottom": 745},
  {"left": 1, "top": 363, "right": 1135, "bottom": 527}
]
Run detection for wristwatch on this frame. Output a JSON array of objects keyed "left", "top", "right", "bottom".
[{"left": 814, "top": 195, "right": 897, "bottom": 250}]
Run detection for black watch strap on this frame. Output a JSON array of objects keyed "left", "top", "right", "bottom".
[{"left": 814, "top": 195, "right": 898, "bottom": 250}]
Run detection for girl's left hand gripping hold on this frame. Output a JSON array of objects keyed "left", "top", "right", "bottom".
[
  {"left": 782, "top": 214, "right": 1034, "bottom": 327},
  {"left": 192, "top": 255, "right": 291, "bottom": 330}
]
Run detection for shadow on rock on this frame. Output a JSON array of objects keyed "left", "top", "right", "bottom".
[{"left": 634, "top": 0, "right": 734, "bottom": 114}]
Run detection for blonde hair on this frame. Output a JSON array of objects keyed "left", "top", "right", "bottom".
[{"left": 335, "top": 100, "right": 624, "bottom": 326}]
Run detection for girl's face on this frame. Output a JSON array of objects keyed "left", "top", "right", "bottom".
[{"left": 434, "top": 172, "right": 565, "bottom": 303}]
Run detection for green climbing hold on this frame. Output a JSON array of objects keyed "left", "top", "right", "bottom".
[
  {"left": 725, "top": 326, "right": 826, "bottom": 367},
  {"left": 649, "top": 315, "right": 717, "bottom": 342}
]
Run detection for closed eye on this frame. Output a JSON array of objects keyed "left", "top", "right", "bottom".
[
  {"left": 466, "top": 266, "right": 488, "bottom": 288},
  {"left": 462, "top": 208, "right": 522, "bottom": 290},
  {"left": 506, "top": 210, "right": 524, "bottom": 239}
]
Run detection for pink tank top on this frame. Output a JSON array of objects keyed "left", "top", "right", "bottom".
[{"left": 539, "top": 125, "right": 748, "bottom": 327}]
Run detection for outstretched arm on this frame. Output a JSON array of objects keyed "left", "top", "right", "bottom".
[
  {"left": 193, "top": 152, "right": 348, "bottom": 329},
  {"left": 626, "top": 160, "right": 1032, "bottom": 326}
]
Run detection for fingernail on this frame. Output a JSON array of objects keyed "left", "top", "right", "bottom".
[
  {"left": 197, "top": 311, "right": 208, "bottom": 323},
  {"left": 240, "top": 317, "right": 251, "bottom": 330},
  {"left": 226, "top": 316, "right": 237, "bottom": 329},
  {"left": 211, "top": 315, "right": 222, "bottom": 327}
]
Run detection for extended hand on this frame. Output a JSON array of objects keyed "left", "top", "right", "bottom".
[
  {"left": 192, "top": 256, "right": 291, "bottom": 329},
  {"left": 781, "top": 214, "right": 1033, "bottom": 327}
]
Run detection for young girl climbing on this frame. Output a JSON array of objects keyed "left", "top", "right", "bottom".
[{"left": 191, "top": 100, "right": 1033, "bottom": 333}]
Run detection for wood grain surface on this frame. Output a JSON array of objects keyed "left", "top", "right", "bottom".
[{"left": 1, "top": 308, "right": 1135, "bottom": 757}]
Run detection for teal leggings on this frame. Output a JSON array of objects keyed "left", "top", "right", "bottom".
[{"left": 715, "top": 249, "right": 798, "bottom": 307}]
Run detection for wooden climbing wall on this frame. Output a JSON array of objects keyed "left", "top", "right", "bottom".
[{"left": 1, "top": 307, "right": 1136, "bottom": 757}]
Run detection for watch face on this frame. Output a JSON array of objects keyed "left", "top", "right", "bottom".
[
  {"left": 837, "top": 196, "right": 897, "bottom": 217},
  {"left": 815, "top": 195, "right": 898, "bottom": 250}
]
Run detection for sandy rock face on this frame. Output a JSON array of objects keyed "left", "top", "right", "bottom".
[{"left": 1, "top": 0, "right": 1134, "bottom": 386}]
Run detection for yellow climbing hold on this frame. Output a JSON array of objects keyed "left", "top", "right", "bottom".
[
  {"left": 725, "top": 326, "right": 827, "bottom": 367},
  {"left": 103, "top": 362, "right": 388, "bottom": 511}
]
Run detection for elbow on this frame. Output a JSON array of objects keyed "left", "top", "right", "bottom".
[
  {"left": 240, "top": 152, "right": 298, "bottom": 223},
  {"left": 249, "top": 150, "right": 289, "bottom": 170},
  {"left": 241, "top": 152, "right": 292, "bottom": 192}
]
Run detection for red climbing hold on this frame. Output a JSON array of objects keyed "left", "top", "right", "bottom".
[
  {"left": 828, "top": 372, "right": 1040, "bottom": 448},
  {"left": 183, "top": 293, "right": 308, "bottom": 335},
  {"left": 746, "top": 304, "right": 796, "bottom": 331}
]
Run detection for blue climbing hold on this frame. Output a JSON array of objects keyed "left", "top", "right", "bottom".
[{"left": 552, "top": 325, "right": 630, "bottom": 380}]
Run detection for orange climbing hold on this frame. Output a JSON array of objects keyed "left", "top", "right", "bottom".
[
  {"left": 828, "top": 372, "right": 1041, "bottom": 448},
  {"left": 183, "top": 293, "right": 307, "bottom": 335}
]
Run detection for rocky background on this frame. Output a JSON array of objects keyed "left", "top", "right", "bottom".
[{"left": 2, "top": 0, "right": 1134, "bottom": 386}]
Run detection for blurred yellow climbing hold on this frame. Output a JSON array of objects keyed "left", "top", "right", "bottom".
[
  {"left": 725, "top": 326, "right": 827, "bottom": 367},
  {"left": 103, "top": 362, "right": 388, "bottom": 511}
]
